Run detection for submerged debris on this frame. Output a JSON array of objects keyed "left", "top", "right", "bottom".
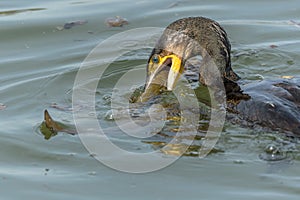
[
  {"left": 64, "top": 20, "right": 88, "bottom": 29},
  {"left": 56, "top": 20, "right": 88, "bottom": 30},
  {"left": 105, "top": 16, "right": 128, "bottom": 27}
]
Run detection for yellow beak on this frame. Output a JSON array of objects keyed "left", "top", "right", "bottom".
[{"left": 146, "top": 54, "right": 182, "bottom": 91}]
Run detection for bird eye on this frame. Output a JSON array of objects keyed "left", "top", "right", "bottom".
[{"left": 152, "top": 54, "right": 160, "bottom": 64}]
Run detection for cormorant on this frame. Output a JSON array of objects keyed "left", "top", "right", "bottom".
[{"left": 137, "top": 17, "right": 300, "bottom": 136}]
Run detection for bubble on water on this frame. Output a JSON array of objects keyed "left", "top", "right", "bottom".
[{"left": 259, "top": 144, "right": 287, "bottom": 161}]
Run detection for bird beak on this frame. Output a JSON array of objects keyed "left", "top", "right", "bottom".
[
  {"left": 146, "top": 54, "right": 182, "bottom": 91},
  {"left": 166, "top": 54, "right": 182, "bottom": 90}
]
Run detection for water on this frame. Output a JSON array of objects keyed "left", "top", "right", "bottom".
[{"left": 1, "top": 0, "right": 300, "bottom": 199}]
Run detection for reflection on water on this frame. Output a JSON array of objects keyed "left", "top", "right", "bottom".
[{"left": 0, "top": 8, "right": 46, "bottom": 16}]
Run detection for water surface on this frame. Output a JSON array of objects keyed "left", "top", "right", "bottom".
[{"left": 1, "top": 0, "right": 300, "bottom": 199}]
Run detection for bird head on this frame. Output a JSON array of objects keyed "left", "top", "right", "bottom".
[{"left": 138, "top": 17, "right": 240, "bottom": 102}]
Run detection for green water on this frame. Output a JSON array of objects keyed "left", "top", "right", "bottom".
[{"left": 1, "top": 0, "right": 300, "bottom": 199}]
